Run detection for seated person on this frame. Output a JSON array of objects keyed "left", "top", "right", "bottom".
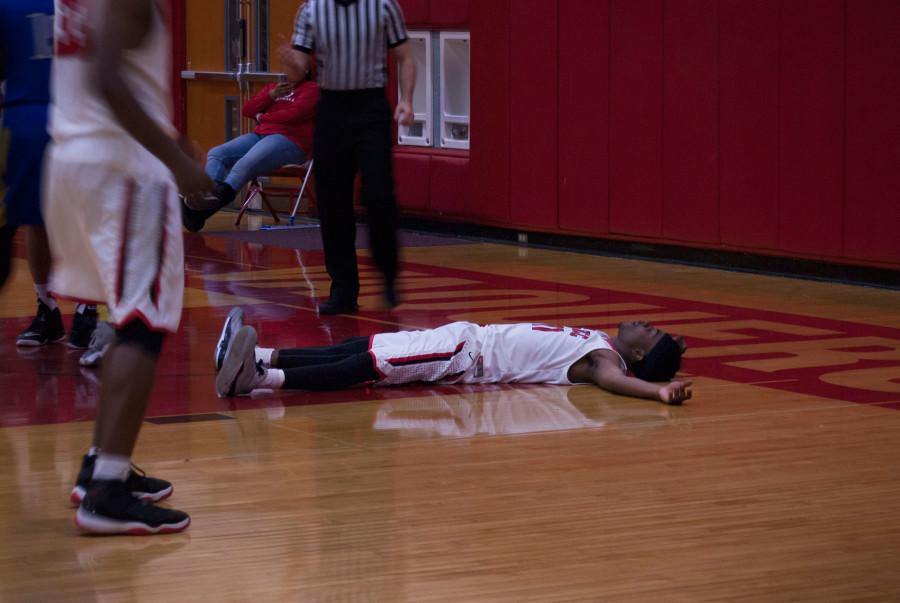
[
  {"left": 181, "top": 72, "right": 319, "bottom": 232},
  {"left": 213, "top": 309, "right": 692, "bottom": 405}
]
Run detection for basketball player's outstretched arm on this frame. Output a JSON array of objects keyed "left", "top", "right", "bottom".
[
  {"left": 589, "top": 352, "right": 692, "bottom": 405},
  {"left": 90, "top": 0, "right": 211, "bottom": 196}
]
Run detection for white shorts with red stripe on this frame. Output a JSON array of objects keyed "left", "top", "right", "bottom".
[
  {"left": 369, "top": 321, "right": 483, "bottom": 385},
  {"left": 43, "top": 153, "right": 184, "bottom": 333}
]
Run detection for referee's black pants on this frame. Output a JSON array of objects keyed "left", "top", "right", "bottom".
[{"left": 313, "top": 88, "right": 399, "bottom": 306}]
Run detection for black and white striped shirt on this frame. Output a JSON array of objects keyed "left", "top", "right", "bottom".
[{"left": 292, "top": 0, "right": 409, "bottom": 91}]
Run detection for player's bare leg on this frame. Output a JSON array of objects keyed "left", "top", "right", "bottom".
[{"left": 74, "top": 324, "right": 188, "bottom": 535}]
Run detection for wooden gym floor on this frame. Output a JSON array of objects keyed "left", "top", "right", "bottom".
[{"left": 1, "top": 213, "right": 899, "bottom": 601}]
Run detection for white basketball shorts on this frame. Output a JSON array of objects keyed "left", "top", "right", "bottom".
[
  {"left": 43, "top": 153, "right": 184, "bottom": 333},
  {"left": 369, "top": 321, "right": 483, "bottom": 385}
]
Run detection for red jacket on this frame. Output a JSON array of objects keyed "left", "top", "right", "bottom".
[{"left": 242, "top": 80, "right": 319, "bottom": 154}]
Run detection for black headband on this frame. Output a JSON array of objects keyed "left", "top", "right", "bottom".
[{"left": 631, "top": 334, "right": 682, "bottom": 382}]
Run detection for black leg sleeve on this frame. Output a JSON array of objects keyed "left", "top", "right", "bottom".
[
  {"left": 282, "top": 352, "right": 379, "bottom": 391},
  {"left": 275, "top": 336, "right": 370, "bottom": 369}
]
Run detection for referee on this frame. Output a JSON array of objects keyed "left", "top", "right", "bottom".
[{"left": 280, "top": 0, "right": 416, "bottom": 315}]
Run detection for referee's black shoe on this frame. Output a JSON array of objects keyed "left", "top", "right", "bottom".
[
  {"left": 317, "top": 299, "right": 359, "bottom": 315},
  {"left": 384, "top": 281, "right": 400, "bottom": 309}
]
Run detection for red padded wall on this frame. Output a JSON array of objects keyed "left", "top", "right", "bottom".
[
  {"left": 778, "top": 0, "right": 844, "bottom": 258},
  {"left": 469, "top": 0, "right": 510, "bottom": 222},
  {"left": 662, "top": 0, "right": 719, "bottom": 243},
  {"left": 610, "top": 0, "right": 663, "bottom": 237},
  {"left": 509, "top": 0, "right": 558, "bottom": 229},
  {"left": 719, "top": 0, "right": 779, "bottom": 250},
  {"left": 396, "top": 0, "right": 428, "bottom": 27},
  {"left": 393, "top": 153, "right": 430, "bottom": 211},
  {"left": 382, "top": 0, "right": 899, "bottom": 269},
  {"left": 845, "top": 0, "right": 900, "bottom": 264},
  {"left": 428, "top": 0, "right": 469, "bottom": 28},
  {"left": 558, "top": 0, "right": 610, "bottom": 235},
  {"left": 430, "top": 155, "right": 471, "bottom": 216}
]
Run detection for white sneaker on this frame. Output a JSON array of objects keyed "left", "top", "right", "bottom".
[
  {"left": 215, "top": 325, "right": 265, "bottom": 397},
  {"left": 215, "top": 307, "right": 244, "bottom": 372},
  {"left": 79, "top": 322, "right": 115, "bottom": 367}
]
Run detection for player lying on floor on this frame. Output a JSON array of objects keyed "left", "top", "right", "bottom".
[{"left": 214, "top": 309, "right": 692, "bottom": 405}]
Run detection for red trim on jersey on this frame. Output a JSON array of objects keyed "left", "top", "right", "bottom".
[
  {"left": 368, "top": 334, "right": 387, "bottom": 380},
  {"left": 112, "top": 308, "right": 178, "bottom": 334},
  {"left": 386, "top": 341, "right": 466, "bottom": 367},
  {"left": 150, "top": 186, "right": 169, "bottom": 307},
  {"left": 48, "top": 296, "right": 177, "bottom": 334},
  {"left": 532, "top": 324, "right": 564, "bottom": 332},
  {"left": 115, "top": 179, "right": 137, "bottom": 305}
]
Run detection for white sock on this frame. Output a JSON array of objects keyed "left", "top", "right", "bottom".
[
  {"left": 260, "top": 368, "right": 285, "bottom": 389},
  {"left": 87, "top": 446, "right": 100, "bottom": 457},
  {"left": 256, "top": 347, "right": 274, "bottom": 367},
  {"left": 92, "top": 453, "right": 130, "bottom": 482},
  {"left": 34, "top": 284, "right": 58, "bottom": 310}
]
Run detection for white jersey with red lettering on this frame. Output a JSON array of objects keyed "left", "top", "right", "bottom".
[
  {"left": 369, "top": 322, "right": 626, "bottom": 386},
  {"left": 44, "top": 0, "right": 184, "bottom": 332},
  {"left": 49, "top": 0, "right": 175, "bottom": 175},
  {"left": 470, "top": 322, "right": 626, "bottom": 384}
]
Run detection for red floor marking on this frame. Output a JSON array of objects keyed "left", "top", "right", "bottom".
[{"left": 1, "top": 235, "right": 898, "bottom": 428}]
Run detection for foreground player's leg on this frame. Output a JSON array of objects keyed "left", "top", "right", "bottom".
[
  {"left": 70, "top": 447, "right": 172, "bottom": 506},
  {"left": 74, "top": 321, "right": 189, "bottom": 535}
]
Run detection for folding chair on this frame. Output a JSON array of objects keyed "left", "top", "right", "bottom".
[{"left": 234, "top": 160, "right": 315, "bottom": 227}]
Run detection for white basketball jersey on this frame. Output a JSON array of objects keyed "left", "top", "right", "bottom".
[
  {"left": 49, "top": 0, "right": 174, "bottom": 175},
  {"left": 370, "top": 322, "right": 626, "bottom": 386},
  {"left": 466, "top": 323, "right": 626, "bottom": 385}
]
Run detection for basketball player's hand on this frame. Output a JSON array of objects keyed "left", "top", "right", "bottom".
[
  {"left": 394, "top": 99, "right": 414, "bottom": 126},
  {"left": 658, "top": 380, "right": 692, "bottom": 405},
  {"left": 172, "top": 153, "right": 214, "bottom": 198}
]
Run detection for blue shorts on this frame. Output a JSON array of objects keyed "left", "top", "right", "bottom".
[{"left": 1, "top": 104, "right": 50, "bottom": 227}]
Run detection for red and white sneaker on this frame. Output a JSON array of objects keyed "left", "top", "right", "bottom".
[{"left": 75, "top": 480, "right": 189, "bottom": 536}]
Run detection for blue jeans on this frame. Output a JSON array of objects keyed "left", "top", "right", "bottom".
[{"left": 205, "top": 132, "right": 305, "bottom": 192}]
